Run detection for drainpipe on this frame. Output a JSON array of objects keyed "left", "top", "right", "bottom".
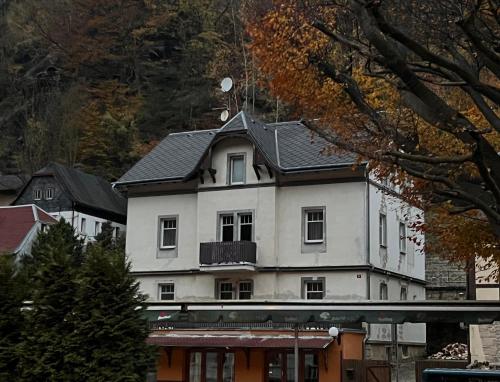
[
  {"left": 364, "top": 170, "right": 372, "bottom": 359},
  {"left": 294, "top": 324, "right": 299, "bottom": 382}
]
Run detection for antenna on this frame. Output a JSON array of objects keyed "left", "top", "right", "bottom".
[
  {"left": 220, "top": 110, "right": 229, "bottom": 122},
  {"left": 221, "top": 77, "right": 233, "bottom": 93}
]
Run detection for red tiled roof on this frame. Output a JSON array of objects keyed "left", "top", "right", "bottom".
[
  {"left": 147, "top": 333, "right": 332, "bottom": 349},
  {"left": 0, "top": 205, "right": 57, "bottom": 254}
]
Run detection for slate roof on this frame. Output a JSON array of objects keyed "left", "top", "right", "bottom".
[
  {"left": 25, "top": 163, "right": 127, "bottom": 218},
  {"left": 0, "top": 174, "right": 26, "bottom": 192},
  {"left": 0, "top": 205, "right": 57, "bottom": 254},
  {"left": 116, "top": 111, "right": 359, "bottom": 186}
]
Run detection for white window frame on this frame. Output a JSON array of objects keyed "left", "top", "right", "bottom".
[
  {"left": 399, "top": 222, "right": 407, "bottom": 253},
  {"left": 94, "top": 221, "right": 101, "bottom": 236},
  {"left": 228, "top": 154, "right": 245, "bottom": 185},
  {"left": 238, "top": 280, "right": 253, "bottom": 300},
  {"left": 81, "top": 217, "right": 87, "bottom": 234},
  {"left": 45, "top": 187, "right": 54, "bottom": 200},
  {"left": 304, "top": 208, "right": 325, "bottom": 244},
  {"left": 219, "top": 214, "right": 235, "bottom": 242},
  {"left": 218, "top": 211, "right": 254, "bottom": 242},
  {"left": 218, "top": 281, "right": 234, "bottom": 300},
  {"left": 379, "top": 213, "right": 387, "bottom": 248},
  {"left": 158, "top": 283, "right": 175, "bottom": 301},
  {"left": 380, "top": 282, "right": 388, "bottom": 300},
  {"left": 237, "top": 213, "right": 253, "bottom": 241},
  {"left": 217, "top": 280, "right": 253, "bottom": 300},
  {"left": 34, "top": 188, "right": 42, "bottom": 200},
  {"left": 159, "top": 217, "right": 177, "bottom": 249},
  {"left": 303, "top": 279, "right": 325, "bottom": 300},
  {"left": 400, "top": 286, "right": 408, "bottom": 301}
]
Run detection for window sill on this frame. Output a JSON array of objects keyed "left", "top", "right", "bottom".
[
  {"left": 159, "top": 246, "right": 176, "bottom": 250},
  {"left": 304, "top": 240, "right": 324, "bottom": 245}
]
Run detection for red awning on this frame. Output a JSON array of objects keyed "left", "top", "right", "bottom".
[{"left": 147, "top": 334, "right": 333, "bottom": 349}]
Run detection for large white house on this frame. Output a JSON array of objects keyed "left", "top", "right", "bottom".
[{"left": 115, "top": 111, "right": 426, "bottom": 358}]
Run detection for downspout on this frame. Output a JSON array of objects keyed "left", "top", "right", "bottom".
[{"left": 364, "top": 168, "right": 372, "bottom": 358}]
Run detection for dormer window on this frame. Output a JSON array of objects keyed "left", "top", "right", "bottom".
[
  {"left": 45, "top": 187, "right": 54, "bottom": 200},
  {"left": 228, "top": 154, "right": 245, "bottom": 185},
  {"left": 34, "top": 188, "right": 42, "bottom": 200}
]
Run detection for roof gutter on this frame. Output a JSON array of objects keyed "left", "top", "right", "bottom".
[
  {"left": 113, "top": 176, "right": 185, "bottom": 188},
  {"left": 279, "top": 162, "right": 368, "bottom": 174}
]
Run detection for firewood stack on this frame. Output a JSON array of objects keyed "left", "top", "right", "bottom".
[{"left": 428, "top": 343, "right": 468, "bottom": 360}]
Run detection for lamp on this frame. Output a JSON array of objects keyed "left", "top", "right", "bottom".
[{"left": 328, "top": 326, "right": 341, "bottom": 345}]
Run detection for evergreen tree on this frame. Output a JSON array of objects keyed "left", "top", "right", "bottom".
[
  {"left": 66, "top": 244, "right": 153, "bottom": 382},
  {"left": 0, "top": 255, "right": 25, "bottom": 380},
  {"left": 93, "top": 221, "right": 124, "bottom": 251},
  {"left": 18, "top": 219, "right": 82, "bottom": 382}
]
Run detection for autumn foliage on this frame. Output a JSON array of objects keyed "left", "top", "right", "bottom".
[{"left": 247, "top": 0, "right": 500, "bottom": 268}]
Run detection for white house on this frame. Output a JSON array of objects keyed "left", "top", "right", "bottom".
[
  {"left": 13, "top": 163, "right": 126, "bottom": 241},
  {"left": 115, "top": 111, "right": 426, "bottom": 359}
]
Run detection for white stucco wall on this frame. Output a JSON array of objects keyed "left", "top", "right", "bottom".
[
  {"left": 52, "top": 210, "right": 126, "bottom": 242},
  {"left": 199, "top": 138, "right": 273, "bottom": 188},
  {"left": 368, "top": 183, "right": 425, "bottom": 280},
  {"left": 276, "top": 182, "right": 367, "bottom": 267}
]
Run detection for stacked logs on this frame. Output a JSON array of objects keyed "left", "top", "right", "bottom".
[{"left": 428, "top": 343, "right": 468, "bottom": 360}]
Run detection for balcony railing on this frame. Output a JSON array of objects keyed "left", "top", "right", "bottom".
[{"left": 199, "top": 241, "right": 257, "bottom": 265}]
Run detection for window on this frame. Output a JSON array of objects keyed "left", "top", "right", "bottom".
[
  {"left": 45, "top": 187, "right": 54, "bottom": 200},
  {"left": 304, "top": 209, "right": 325, "bottom": 243},
  {"left": 188, "top": 351, "right": 234, "bottom": 382},
  {"left": 380, "top": 283, "right": 388, "bottom": 300},
  {"left": 399, "top": 222, "right": 407, "bottom": 253},
  {"left": 94, "top": 221, "right": 101, "bottom": 236},
  {"left": 34, "top": 188, "right": 42, "bottom": 200},
  {"left": 379, "top": 213, "right": 387, "bottom": 247},
  {"left": 158, "top": 283, "right": 175, "bottom": 300},
  {"left": 229, "top": 154, "right": 245, "bottom": 184},
  {"left": 217, "top": 280, "right": 253, "bottom": 300},
  {"left": 238, "top": 213, "right": 252, "bottom": 241},
  {"left": 114, "top": 227, "right": 120, "bottom": 238},
  {"left": 219, "top": 212, "right": 253, "bottom": 242},
  {"left": 160, "top": 217, "right": 177, "bottom": 249},
  {"left": 400, "top": 286, "right": 408, "bottom": 301},
  {"left": 80, "top": 217, "right": 86, "bottom": 234},
  {"left": 40, "top": 223, "right": 47, "bottom": 233},
  {"left": 266, "top": 351, "right": 318, "bottom": 382},
  {"left": 219, "top": 281, "right": 234, "bottom": 300},
  {"left": 220, "top": 215, "right": 234, "bottom": 242},
  {"left": 304, "top": 279, "right": 324, "bottom": 300},
  {"left": 238, "top": 281, "right": 252, "bottom": 300}
]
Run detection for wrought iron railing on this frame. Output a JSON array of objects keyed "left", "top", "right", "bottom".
[{"left": 199, "top": 241, "right": 256, "bottom": 265}]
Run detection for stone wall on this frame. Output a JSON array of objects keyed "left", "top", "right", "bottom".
[{"left": 426, "top": 253, "right": 466, "bottom": 293}]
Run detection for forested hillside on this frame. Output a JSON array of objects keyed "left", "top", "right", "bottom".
[{"left": 0, "top": 0, "right": 281, "bottom": 180}]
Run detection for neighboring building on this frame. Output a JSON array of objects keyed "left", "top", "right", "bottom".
[
  {"left": 0, "top": 173, "right": 26, "bottom": 206},
  {"left": 115, "top": 111, "right": 426, "bottom": 375},
  {"left": 470, "top": 259, "right": 500, "bottom": 364},
  {"left": 425, "top": 253, "right": 468, "bottom": 354},
  {"left": 0, "top": 204, "right": 57, "bottom": 257},
  {"left": 13, "top": 163, "right": 126, "bottom": 241}
]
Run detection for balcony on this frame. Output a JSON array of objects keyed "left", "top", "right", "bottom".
[{"left": 199, "top": 241, "right": 257, "bottom": 272}]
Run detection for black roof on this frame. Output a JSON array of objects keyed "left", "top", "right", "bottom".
[
  {"left": 116, "top": 111, "right": 359, "bottom": 186},
  {"left": 0, "top": 174, "right": 26, "bottom": 192},
  {"left": 21, "top": 163, "right": 127, "bottom": 218}
]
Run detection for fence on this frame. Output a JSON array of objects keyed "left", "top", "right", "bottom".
[{"left": 343, "top": 359, "right": 391, "bottom": 382}]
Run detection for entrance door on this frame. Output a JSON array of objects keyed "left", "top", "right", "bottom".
[{"left": 188, "top": 350, "right": 235, "bottom": 382}]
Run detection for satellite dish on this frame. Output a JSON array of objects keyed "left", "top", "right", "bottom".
[
  {"left": 220, "top": 110, "right": 229, "bottom": 122},
  {"left": 221, "top": 77, "right": 233, "bottom": 92}
]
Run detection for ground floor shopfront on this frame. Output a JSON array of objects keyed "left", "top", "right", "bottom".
[{"left": 148, "top": 329, "right": 365, "bottom": 382}]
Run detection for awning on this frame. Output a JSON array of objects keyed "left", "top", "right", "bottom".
[
  {"left": 147, "top": 333, "right": 333, "bottom": 349},
  {"left": 144, "top": 300, "right": 500, "bottom": 324}
]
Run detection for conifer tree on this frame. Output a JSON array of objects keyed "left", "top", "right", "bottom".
[
  {"left": 0, "top": 254, "right": 25, "bottom": 380},
  {"left": 18, "top": 219, "right": 82, "bottom": 382},
  {"left": 66, "top": 244, "right": 153, "bottom": 382}
]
